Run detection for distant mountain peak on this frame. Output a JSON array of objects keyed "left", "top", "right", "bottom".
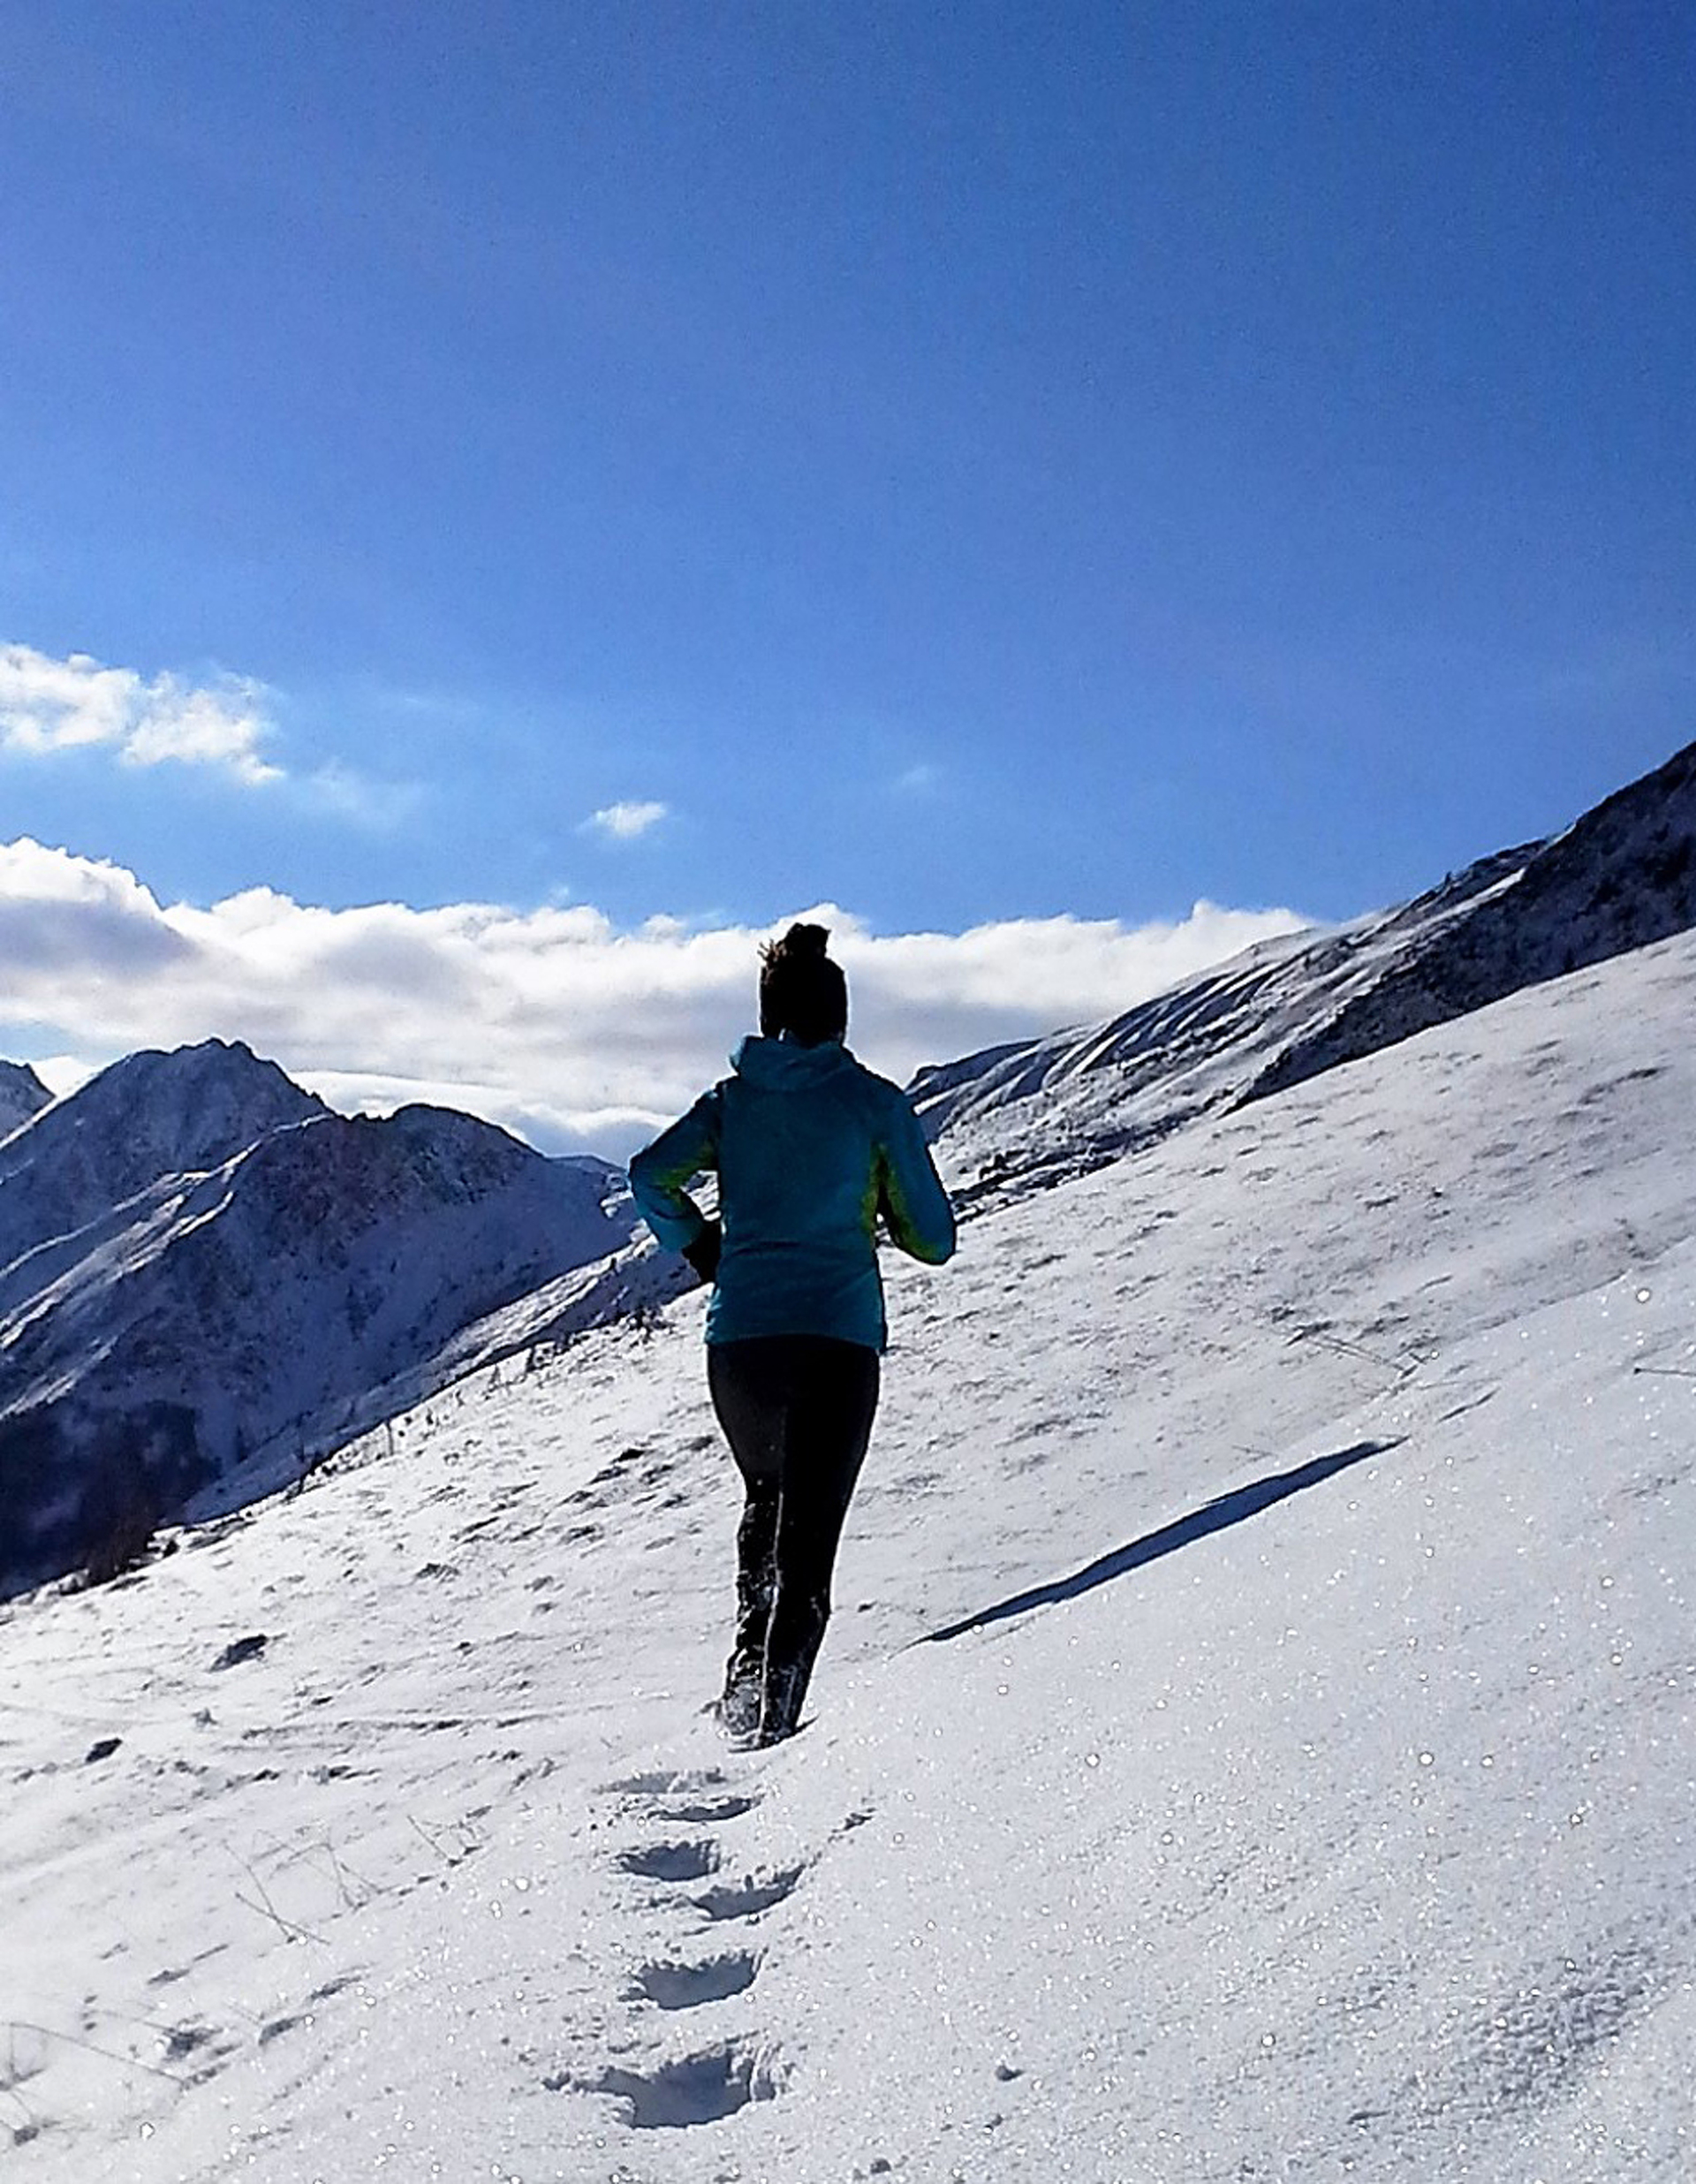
[
  {"left": 0, "top": 1058, "right": 52, "bottom": 1141},
  {"left": 81, "top": 1035, "right": 322, "bottom": 1103},
  {"left": 0, "top": 1083, "right": 643, "bottom": 1597},
  {"left": 0, "top": 1039, "right": 330, "bottom": 1273}
]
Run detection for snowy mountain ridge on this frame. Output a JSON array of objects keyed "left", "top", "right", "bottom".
[
  {"left": 920, "top": 736, "right": 1696, "bottom": 1203},
  {"left": 0, "top": 1046, "right": 640, "bottom": 1598},
  {"left": 0, "top": 1038, "right": 329, "bottom": 1247}
]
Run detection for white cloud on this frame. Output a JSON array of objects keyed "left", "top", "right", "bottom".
[
  {"left": 587, "top": 800, "right": 669, "bottom": 841},
  {"left": 0, "top": 839, "right": 1312, "bottom": 1164},
  {"left": 0, "top": 644, "right": 282, "bottom": 785}
]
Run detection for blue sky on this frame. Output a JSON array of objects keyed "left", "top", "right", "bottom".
[{"left": 3, "top": 2, "right": 1692, "bottom": 1148}]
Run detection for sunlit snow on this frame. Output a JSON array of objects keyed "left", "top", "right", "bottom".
[{"left": 3, "top": 934, "right": 1693, "bottom": 2182}]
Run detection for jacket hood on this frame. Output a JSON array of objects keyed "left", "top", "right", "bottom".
[{"left": 729, "top": 1035, "right": 855, "bottom": 1091}]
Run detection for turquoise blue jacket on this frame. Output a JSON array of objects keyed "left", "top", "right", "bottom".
[{"left": 627, "top": 1036, "right": 956, "bottom": 1351}]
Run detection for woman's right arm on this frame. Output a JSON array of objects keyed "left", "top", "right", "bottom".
[{"left": 626, "top": 1088, "right": 723, "bottom": 1255}]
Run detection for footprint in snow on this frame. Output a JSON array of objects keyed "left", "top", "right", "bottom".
[
  {"left": 630, "top": 1951, "right": 760, "bottom": 2010},
  {"left": 693, "top": 1864, "right": 806, "bottom": 1922},
  {"left": 559, "top": 2039, "right": 784, "bottom": 2127},
  {"left": 618, "top": 1840, "right": 722, "bottom": 1883},
  {"left": 658, "top": 1792, "right": 760, "bottom": 1825},
  {"left": 602, "top": 1764, "right": 738, "bottom": 1801}
]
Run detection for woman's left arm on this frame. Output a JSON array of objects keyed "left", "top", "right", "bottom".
[{"left": 876, "top": 1091, "right": 957, "bottom": 1266}]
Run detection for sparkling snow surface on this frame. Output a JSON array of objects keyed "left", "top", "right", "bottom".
[{"left": 4, "top": 937, "right": 1693, "bottom": 2183}]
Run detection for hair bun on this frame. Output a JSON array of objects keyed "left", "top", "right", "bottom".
[{"left": 758, "top": 921, "right": 847, "bottom": 1043}]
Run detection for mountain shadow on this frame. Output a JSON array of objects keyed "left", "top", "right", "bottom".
[{"left": 921, "top": 1437, "right": 1400, "bottom": 1644}]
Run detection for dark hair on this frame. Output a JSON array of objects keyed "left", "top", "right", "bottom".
[{"left": 759, "top": 922, "right": 847, "bottom": 1046}]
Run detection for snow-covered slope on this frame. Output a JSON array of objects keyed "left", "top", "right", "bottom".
[
  {"left": 3, "top": 929, "right": 1692, "bottom": 2183},
  {"left": 6, "top": 742, "right": 1692, "bottom": 1600},
  {"left": 0, "top": 1050, "right": 640, "bottom": 1597},
  {"left": 0, "top": 1040, "right": 328, "bottom": 1262},
  {"left": 0, "top": 1058, "right": 50, "bottom": 1140},
  {"left": 920, "top": 735, "right": 1696, "bottom": 1204}
]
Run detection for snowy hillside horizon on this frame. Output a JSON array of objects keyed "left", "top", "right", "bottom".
[
  {"left": 918, "top": 734, "right": 1696, "bottom": 1205},
  {"left": 2, "top": 736, "right": 1694, "bottom": 1601},
  {"left": 3, "top": 912, "right": 1692, "bottom": 2181}
]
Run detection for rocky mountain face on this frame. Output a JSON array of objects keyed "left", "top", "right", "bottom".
[
  {"left": 0, "top": 1058, "right": 51, "bottom": 1139},
  {"left": 0, "top": 1045, "right": 639, "bottom": 1597},
  {"left": 917, "top": 737, "right": 1696, "bottom": 1206},
  {"left": 0, "top": 1041, "right": 328, "bottom": 1273}
]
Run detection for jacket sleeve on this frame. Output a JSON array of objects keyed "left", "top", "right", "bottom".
[
  {"left": 626, "top": 1088, "right": 722, "bottom": 1255},
  {"left": 875, "top": 1090, "right": 957, "bottom": 1265}
]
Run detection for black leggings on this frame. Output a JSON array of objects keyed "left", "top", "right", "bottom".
[{"left": 707, "top": 1336, "right": 880, "bottom": 1734}]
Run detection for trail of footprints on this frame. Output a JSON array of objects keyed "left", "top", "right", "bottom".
[
  {"left": 451, "top": 1438, "right": 718, "bottom": 1561},
  {"left": 552, "top": 1766, "right": 816, "bottom": 2131}
]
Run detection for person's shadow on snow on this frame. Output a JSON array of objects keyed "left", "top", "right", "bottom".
[{"left": 920, "top": 1438, "right": 1400, "bottom": 1645}]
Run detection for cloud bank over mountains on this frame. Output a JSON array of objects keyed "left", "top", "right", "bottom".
[{"left": 0, "top": 838, "right": 1309, "bottom": 1160}]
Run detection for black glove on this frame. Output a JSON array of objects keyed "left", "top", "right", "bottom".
[{"left": 681, "top": 1221, "right": 722, "bottom": 1285}]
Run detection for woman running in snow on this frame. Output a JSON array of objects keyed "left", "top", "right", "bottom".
[{"left": 627, "top": 923, "right": 956, "bottom": 1746}]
